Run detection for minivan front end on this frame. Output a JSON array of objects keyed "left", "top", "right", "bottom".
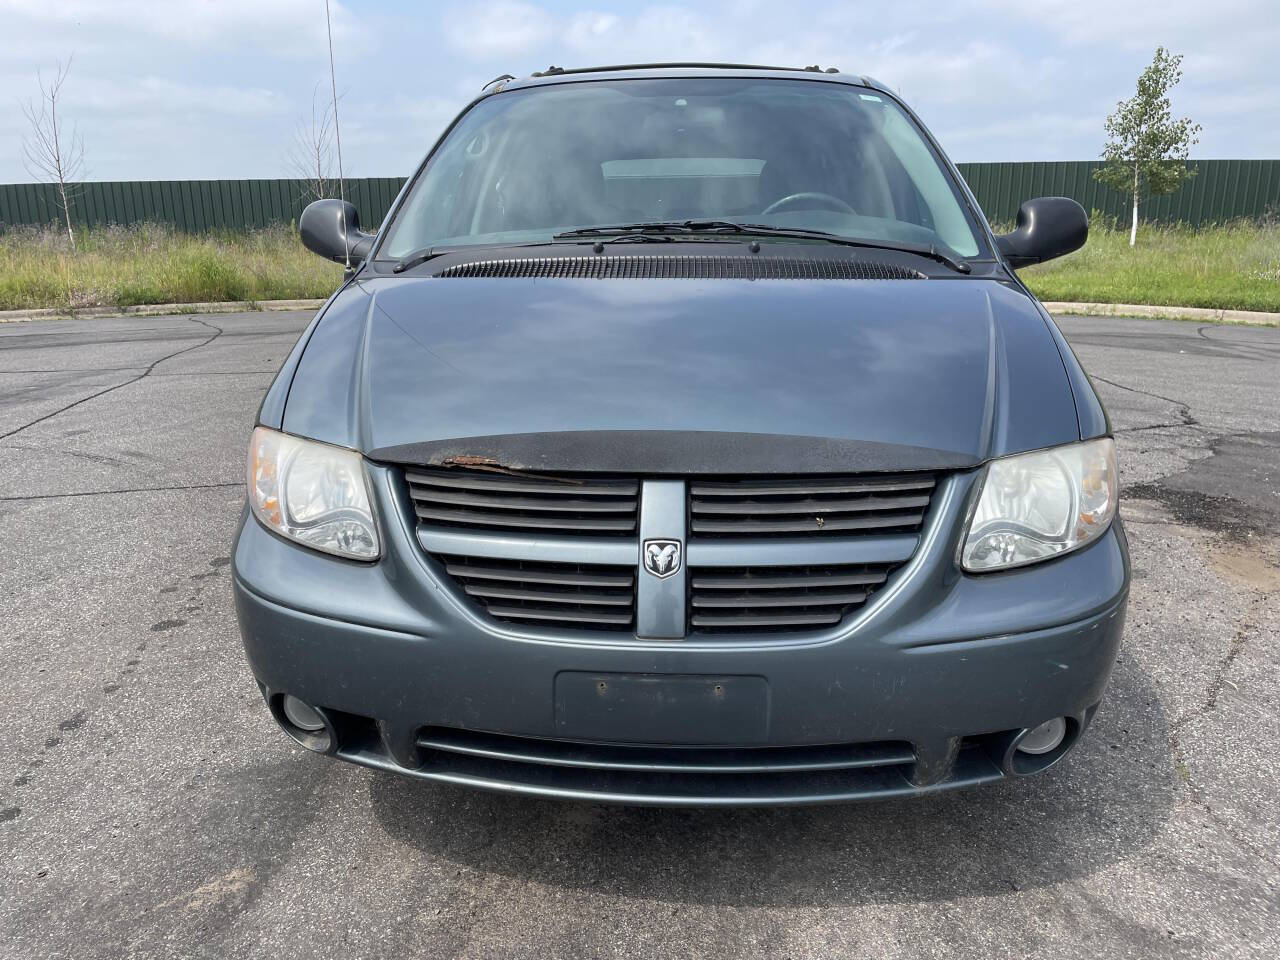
[
  {"left": 233, "top": 429, "right": 1127, "bottom": 805},
  {"left": 233, "top": 65, "right": 1126, "bottom": 805}
]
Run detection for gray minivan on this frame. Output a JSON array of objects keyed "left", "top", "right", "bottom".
[{"left": 233, "top": 63, "right": 1127, "bottom": 805}]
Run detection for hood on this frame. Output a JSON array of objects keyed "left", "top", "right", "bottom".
[{"left": 281, "top": 275, "right": 1082, "bottom": 473}]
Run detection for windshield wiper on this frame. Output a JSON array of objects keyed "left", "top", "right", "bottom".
[
  {"left": 598, "top": 233, "right": 741, "bottom": 246},
  {"left": 398, "top": 224, "right": 971, "bottom": 274},
  {"left": 554, "top": 220, "right": 762, "bottom": 238},
  {"left": 553, "top": 222, "right": 697, "bottom": 238},
  {"left": 553, "top": 221, "right": 972, "bottom": 272},
  {"left": 391, "top": 235, "right": 682, "bottom": 272},
  {"left": 721, "top": 224, "right": 972, "bottom": 273},
  {"left": 600, "top": 233, "right": 674, "bottom": 243},
  {"left": 396, "top": 230, "right": 699, "bottom": 269}
]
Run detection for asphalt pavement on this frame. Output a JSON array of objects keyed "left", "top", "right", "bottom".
[{"left": 1, "top": 310, "right": 1277, "bottom": 960}]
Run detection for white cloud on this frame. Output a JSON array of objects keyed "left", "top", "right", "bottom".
[
  {"left": 2, "top": 0, "right": 1277, "bottom": 180},
  {"left": 979, "top": 0, "right": 1260, "bottom": 48},
  {"left": 69, "top": 76, "right": 288, "bottom": 117},
  {"left": 564, "top": 12, "right": 621, "bottom": 49},
  {"left": 444, "top": 1, "right": 554, "bottom": 59},
  {"left": 0, "top": 0, "right": 368, "bottom": 55}
]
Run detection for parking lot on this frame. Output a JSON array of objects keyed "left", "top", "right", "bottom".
[{"left": 1, "top": 309, "right": 1277, "bottom": 959}]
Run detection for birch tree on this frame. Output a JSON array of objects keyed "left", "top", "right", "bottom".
[
  {"left": 286, "top": 82, "right": 338, "bottom": 204},
  {"left": 1094, "top": 48, "right": 1201, "bottom": 246},
  {"left": 21, "top": 58, "right": 86, "bottom": 249}
]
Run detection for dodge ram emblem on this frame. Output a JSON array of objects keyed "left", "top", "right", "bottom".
[{"left": 642, "top": 539, "right": 682, "bottom": 579}]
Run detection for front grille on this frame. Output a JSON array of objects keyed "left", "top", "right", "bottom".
[
  {"left": 689, "top": 474, "right": 935, "bottom": 538},
  {"left": 438, "top": 555, "right": 636, "bottom": 630},
  {"left": 405, "top": 468, "right": 638, "bottom": 536},
  {"left": 409, "top": 467, "right": 939, "bottom": 638},
  {"left": 690, "top": 563, "right": 897, "bottom": 631},
  {"left": 434, "top": 255, "right": 926, "bottom": 281}
]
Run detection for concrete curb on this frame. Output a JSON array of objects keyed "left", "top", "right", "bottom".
[
  {"left": 1, "top": 297, "right": 1277, "bottom": 327},
  {"left": 0, "top": 299, "right": 326, "bottom": 324},
  {"left": 1041, "top": 301, "right": 1280, "bottom": 327}
]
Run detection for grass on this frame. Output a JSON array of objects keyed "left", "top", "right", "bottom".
[
  {"left": 1019, "top": 217, "right": 1280, "bottom": 313},
  {"left": 1, "top": 218, "right": 1277, "bottom": 314},
  {"left": 0, "top": 223, "right": 343, "bottom": 312}
]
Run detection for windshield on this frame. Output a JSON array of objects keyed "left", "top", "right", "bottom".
[{"left": 380, "top": 77, "right": 983, "bottom": 260}]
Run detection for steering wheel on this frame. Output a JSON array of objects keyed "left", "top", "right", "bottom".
[{"left": 761, "top": 192, "right": 857, "bottom": 215}]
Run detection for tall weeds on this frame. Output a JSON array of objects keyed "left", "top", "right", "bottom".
[
  {"left": 1, "top": 219, "right": 1277, "bottom": 313},
  {"left": 0, "top": 223, "right": 343, "bottom": 311},
  {"left": 1020, "top": 218, "right": 1280, "bottom": 311}
]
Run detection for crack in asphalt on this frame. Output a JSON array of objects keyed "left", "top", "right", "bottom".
[
  {"left": 1101, "top": 362, "right": 1280, "bottom": 865},
  {"left": 1114, "top": 421, "right": 1193, "bottom": 434},
  {"left": 0, "top": 327, "right": 285, "bottom": 348},
  {"left": 1170, "top": 606, "right": 1253, "bottom": 741},
  {"left": 1167, "top": 592, "right": 1272, "bottom": 864},
  {"left": 148, "top": 370, "right": 276, "bottom": 377},
  {"left": 1, "top": 368, "right": 271, "bottom": 379},
  {"left": 1117, "top": 516, "right": 1183, "bottom": 529},
  {"left": 1115, "top": 385, "right": 1280, "bottom": 865},
  {"left": 0, "top": 482, "right": 242, "bottom": 503},
  {"left": 0, "top": 367, "right": 149, "bottom": 374},
  {"left": 0, "top": 440, "right": 133, "bottom": 466},
  {"left": 0, "top": 317, "right": 225, "bottom": 443},
  {"left": 1091, "top": 375, "right": 1198, "bottom": 427}
]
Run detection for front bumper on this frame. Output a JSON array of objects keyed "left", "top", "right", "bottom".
[{"left": 233, "top": 465, "right": 1130, "bottom": 805}]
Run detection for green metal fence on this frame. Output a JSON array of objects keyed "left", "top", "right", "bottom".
[
  {"left": 0, "top": 178, "right": 407, "bottom": 234},
  {"left": 957, "top": 160, "right": 1280, "bottom": 227},
  {"left": 2, "top": 161, "right": 1277, "bottom": 233}
]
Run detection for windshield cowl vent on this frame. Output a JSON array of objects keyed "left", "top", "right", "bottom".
[{"left": 432, "top": 256, "right": 927, "bottom": 280}]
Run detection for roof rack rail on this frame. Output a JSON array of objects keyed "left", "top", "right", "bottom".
[{"left": 529, "top": 62, "right": 842, "bottom": 78}]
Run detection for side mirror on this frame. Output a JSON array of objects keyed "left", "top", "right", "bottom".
[
  {"left": 994, "top": 197, "right": 1088, "bottom": 269},
  {"left": 299, "top": 199, "right": 376, "bottom": 265}
]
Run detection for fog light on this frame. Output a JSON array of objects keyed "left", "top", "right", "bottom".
[
  {"left": 1017, "top": 717, "right": 1067, "bottom": 755},
  {"left": 281, "top": 695, "right": 326, "bottom": 732}
]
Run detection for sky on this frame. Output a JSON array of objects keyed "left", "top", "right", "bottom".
[{"left": 1, "top": 0, "right": 1277, "bottom": 183}]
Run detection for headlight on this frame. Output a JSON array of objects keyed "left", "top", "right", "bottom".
[
  {"left": 960, "top": 437, "right": 1117, "bottom": 572},
  {"left": 247, "top": 426, "right": 380, "bottom": 560}
]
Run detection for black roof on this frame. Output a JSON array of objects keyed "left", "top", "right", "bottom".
[
  {"left": 492, "top": 62, "right": 888, "bottom": 94},
  {"left": 529, "top": 62, "right": 842, "bottom": 78}
]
